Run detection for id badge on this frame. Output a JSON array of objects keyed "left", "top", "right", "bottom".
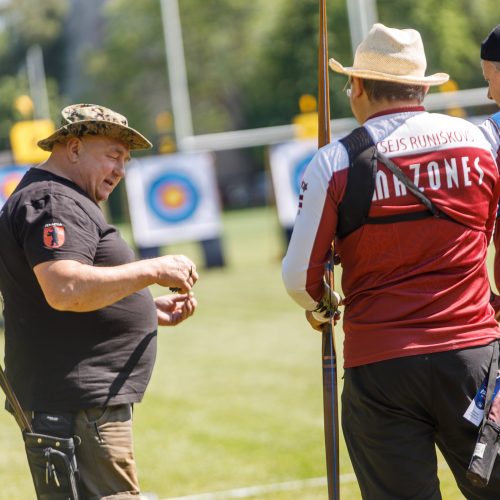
[{"left": 464, "top": 371, "right": 500, "bottom": 427}]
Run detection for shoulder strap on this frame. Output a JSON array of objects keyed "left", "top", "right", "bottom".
[
  {"left": 376, "top": 150, "right": 451, "bottom": 220},
  {"left": 336, "top": 127, "right": 377, "bottom": 238},
  {"left": 336, "top": 126, "right": 455, "bottom": 239},
  {"left": 339, "top": 126, "right": 375, "bottom": 154}
]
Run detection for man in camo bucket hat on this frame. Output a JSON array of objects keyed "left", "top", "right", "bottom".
[
  {"left": 0, "top": 103, "right": 198, "bottom": 498},
  {"left": 38, "top": 103, "right": 152, "bottom": 151}
]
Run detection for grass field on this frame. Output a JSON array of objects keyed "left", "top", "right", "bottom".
[{"left": 0, "top": 206, "right": 474, "bottom": 499}]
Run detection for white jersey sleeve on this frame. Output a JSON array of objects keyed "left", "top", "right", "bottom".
[
  {"left": 479, "top": 113, "right": 500, "bottom": 162},
  {"left": 281, "top": 141, "right": 349, "bottom": 311}
]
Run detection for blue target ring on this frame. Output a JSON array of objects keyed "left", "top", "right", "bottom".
[
  {"left": 147, "top": 172, "right": 199, "bottom": 223},
  {"left": 0, "top": 165, "right": 29, "bottom": 207},
  {"left": 292, "top": 153, "right": 315, "bottom": 195}
]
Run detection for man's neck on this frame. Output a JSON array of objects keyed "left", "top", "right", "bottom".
[
  {"left": 360, "top": 99, "right": 424, "bottom": 124},
  {"left": 36, "top": 156, "right": 74, "bottom": 183}
]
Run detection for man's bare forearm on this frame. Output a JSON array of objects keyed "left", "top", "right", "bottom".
[{"left": 34, "top": 255, "right": 197, "bottom": 312}]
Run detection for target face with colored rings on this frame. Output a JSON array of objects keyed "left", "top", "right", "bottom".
[
  {"left": 0, "top": 166, "right": 28, "bottom": 207},
  {"left": 292, "top": 153, "right": 315, "bottom": 195},
  {"left": 148, "top": 172, "right": 200, "bottom": 223}
]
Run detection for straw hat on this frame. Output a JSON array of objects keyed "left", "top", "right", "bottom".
[
  {"left": 38, "top": 103, "right": 152, "bottom": 151},
  {"left": 329, "top": 23, "right": 449, "bottom": 86}
]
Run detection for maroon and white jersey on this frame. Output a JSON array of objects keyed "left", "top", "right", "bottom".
[{"left": 282, "top": 106, "right": 500, "bottom": 368}]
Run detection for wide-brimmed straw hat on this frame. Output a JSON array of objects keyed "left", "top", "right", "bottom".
[
  {"left": 329, "top": 23, "right": 449, "bottom": 86},
  {"left": 38, "top": 103, "right": 152, "bottom": 151}
]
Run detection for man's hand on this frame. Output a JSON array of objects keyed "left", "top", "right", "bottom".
[
  {"left": 153, "top": 255, "right": 199, "bottom": 293},
  {"left": 155, "top": 293, "right": 197, "bottom": 326},
  {"left": 306, "top": 284, "right": 342, "bottom": 332},
  {"left": 306, "top": 310, "right": 328, "bottom": 331}
]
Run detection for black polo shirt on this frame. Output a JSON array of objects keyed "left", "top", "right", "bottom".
[{"left": 0, "top": 168, "right": 157, "bottom": 411}]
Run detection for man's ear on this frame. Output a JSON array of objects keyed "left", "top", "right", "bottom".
[
  {"left": 66, "top": 137, "right": 82, "bottom": 163},
  {"left": 351, "top": 77, "right": 364, "bottom": 98}
]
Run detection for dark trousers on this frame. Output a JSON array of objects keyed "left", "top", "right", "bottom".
[{"left": 342, "top": 342, "right": 500, "bottom": 500}]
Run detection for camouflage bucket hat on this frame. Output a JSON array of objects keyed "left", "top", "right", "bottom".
[{"left": 37, "top": 103, "right": 152, "bottom": 151}]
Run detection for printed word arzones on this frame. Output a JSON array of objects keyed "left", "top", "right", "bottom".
[{"left": 373, "top": 155, "right": 484, "bottom": 201}]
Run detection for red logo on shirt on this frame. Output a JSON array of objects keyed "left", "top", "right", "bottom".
[{"left": 43, "top": 223, "right": 65, "bottom": 249}]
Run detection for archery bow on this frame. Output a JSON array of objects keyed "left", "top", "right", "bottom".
[{"left": 318, "top": 1, "right": 340, "bottom": 499}]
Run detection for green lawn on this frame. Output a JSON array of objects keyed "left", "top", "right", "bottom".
[{"left": 0, "top": 206, "right": 472, "bottom": 499}]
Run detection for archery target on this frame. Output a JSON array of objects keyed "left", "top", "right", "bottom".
[
  {"left": 0, "top": 166, "right": 29, "bottom": 208},
  {"left": 125, "top": 153, "right": 221, "bottom": 247},
  {"left": 148, "top": 172, "right": 199, "bottom": 223},
  {"left": 269, "top": 140, "right": 316, "bottom": 227}
]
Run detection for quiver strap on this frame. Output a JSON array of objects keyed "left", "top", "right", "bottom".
[{"left": 336, "top": 126, "right": 456, "bottom": 238}]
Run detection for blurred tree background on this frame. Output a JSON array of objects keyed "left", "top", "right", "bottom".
[
  {"left": 81, "top": 0, "right": 353, "bottom": 138},
  {"left": 0, "top": 0, "right": 67, "bottom": 149},
  {"left": 0, "top": 0, "right": 497, "bottom": 208}
]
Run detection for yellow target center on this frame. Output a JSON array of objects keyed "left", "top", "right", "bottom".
[{"left": 162, "top": 186, "right": 185, "bottom": 208}]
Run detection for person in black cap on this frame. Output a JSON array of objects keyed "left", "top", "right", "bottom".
[
  {"left": 479, "top": 26, "right": 500, "bottom": 319},
  {"left": 481, "top": 25, "right": 500, "bottom": 107}
]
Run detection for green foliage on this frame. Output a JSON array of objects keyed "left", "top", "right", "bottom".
[
  {"left": 85, "top": 0, "right": 353, "bottom": 134},
  {"left": 0, "top": 0, "right": 497, "bottom": 146},
  {"left": 179, "top": 0, "right": 276, "bottom": 132},
  {"left": 0, "top": 0, "right": 498, "bottom": 153},
  {"left": 83, "top": 0, "right": 170, "bottom": 141},
  {"left": 0, "top": 0, "right": 68, "bottom": 79},
  {"left": 0, "top": 74, "right": 30, "bottom": 149},
  {"left": 378, "top": 0, "right": 499, "bottom": 90},
  {"left": 243, "top": 0, "right": 352, "bottom": 127},
  {"left": 85, "top": 0, "right": 287, "bottom": 136},
  {"left": 242, "top": 0, "right": 320, "bottom": 127},
  {"left": 83, "top": 0, "right": 500, "bottom": 137},
  {"left": 0, "top": 0, "right": 67, "bottom": 148},
  {"left": 1, "top": 0, "right": 68, "bottom": 47},
  {"left": 0, "top": 73, "right": 64, "bottom": 150}
]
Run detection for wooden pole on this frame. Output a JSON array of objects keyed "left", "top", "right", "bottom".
[
  {"left": 318, "top": 0, "right": 331, "bottom": 149},
  {"left": 318, "top": 1, "right": 339, "bottom": 499}
]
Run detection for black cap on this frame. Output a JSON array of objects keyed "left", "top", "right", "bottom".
[{"left": 481, "top": 25, "right": 500, "bottom": 62}]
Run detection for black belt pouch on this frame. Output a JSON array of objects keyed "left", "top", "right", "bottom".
[
  {"left": 466, "top": 340, "right": 500, "bottom": 488},
  {"left": 466, "top": 419, "right": 500, "bottom": 488},
  {"left": 24, "top": 412, "right": 81, "bottom": 500}
]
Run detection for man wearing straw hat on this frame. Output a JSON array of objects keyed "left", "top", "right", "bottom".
[
  {"left": 0, "top": 104, "right": 198, "bottom": 498},
  {"left": 283, "top": 24, "right": 500, "bottom": 498}
]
